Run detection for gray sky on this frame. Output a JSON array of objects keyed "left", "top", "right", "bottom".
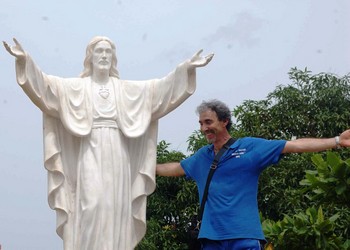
[{"left": 1, "top": 1, "right": 349, "bottom": 249}]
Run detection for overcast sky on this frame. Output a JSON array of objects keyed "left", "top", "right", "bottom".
[{"left": 1, "top": 1, "right": 349, "bottom": 249}]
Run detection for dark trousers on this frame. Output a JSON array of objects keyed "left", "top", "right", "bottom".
[{"left": 201, "top": 238, "right": 263, "bottom": 250}]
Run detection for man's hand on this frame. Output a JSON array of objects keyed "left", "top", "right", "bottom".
[{"left": 339, "top": 129, "right": 350, "bottom": 147}]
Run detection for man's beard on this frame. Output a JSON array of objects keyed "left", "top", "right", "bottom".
[{"left": 205, "top": 131, "right": 216, "bottom": 144}]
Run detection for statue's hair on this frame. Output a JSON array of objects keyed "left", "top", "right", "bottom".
[
  {"left": 196, "top": 99, "right": 232, "bottom": 131},
  {"left": 80, "top": 36, "right": 120, "bottom": 78}
]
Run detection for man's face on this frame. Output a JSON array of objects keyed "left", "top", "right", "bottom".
[
  {"left": 92, "top": 41, "right": 113, "bottom": 72},
  {"left": 199, "top": 109, "right": 227, "bottom": 144}
]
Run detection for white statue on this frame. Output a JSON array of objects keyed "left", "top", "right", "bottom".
[{"left": 3, "top": 37, "right": 214, "bottom": 250}]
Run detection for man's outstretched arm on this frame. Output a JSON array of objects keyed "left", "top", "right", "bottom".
[
  {"left": 156, "top": 162, "right": 185, "bottom": 177},
  {"left": 282, "top": 129, "right": 350, "bottom": 154}
]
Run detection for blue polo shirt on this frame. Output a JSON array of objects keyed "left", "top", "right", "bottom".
[{"left": 180, "top": 137, "right": 286, "bottom": 241}]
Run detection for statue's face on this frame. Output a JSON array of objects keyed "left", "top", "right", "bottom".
[{"left": 92, "top": 41, "right": 113, "bottom": 73}]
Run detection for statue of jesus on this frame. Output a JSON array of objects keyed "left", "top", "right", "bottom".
[{"left": 3, "top": 36, "right": 213, "bottom": 250}]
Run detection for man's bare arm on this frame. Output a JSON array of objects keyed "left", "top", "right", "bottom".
[
  {"left": 282, "top": 129, "right": 350, "bottom": 154},
  {"left": 156, "top": 162, "right": 185, "bottom": 177}
]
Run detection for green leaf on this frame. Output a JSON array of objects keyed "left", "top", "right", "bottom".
[
  {"left": 326, "top": 152, "right": 341, "bottom": 168},
  {"left": 335, "top": 183, "right": 347, "bottom": 195},
  {"left": 312, "top": 154, "right": 327, "bottom": 170},
  {"left": 328, "top": 213, "right": 340, "bottom": 223},
  {"left": 333, "top": 163, "right": 347, "bottom": 178},
  {"left": 316, "top": 206, "right": 324, "bottom": 224}
]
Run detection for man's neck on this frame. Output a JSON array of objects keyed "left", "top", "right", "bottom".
[{"left": 213, "top": 135, "right": 232, "bottom": 153}]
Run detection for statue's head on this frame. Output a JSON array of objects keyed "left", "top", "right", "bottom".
[{"left": 80, "top": 36, "right": 119, "bottom": 78}]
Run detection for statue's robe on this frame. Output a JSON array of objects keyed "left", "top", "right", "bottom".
[{"left": 14, "top": 54, "right": 196, "bottom": 249}]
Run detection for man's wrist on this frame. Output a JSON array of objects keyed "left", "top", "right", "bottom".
[{"left": 335, "top": 136, "right": 341, "bottom": 149}]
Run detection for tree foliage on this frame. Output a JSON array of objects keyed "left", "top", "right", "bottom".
[
  {"left": 233, "top": 67, "right": 350, "bottom": 139},
  {"left": 263, "top": 152, "right": 350, "bottom": 249},
  {"left": 137, "top": 68, "right": 350, "bottom": 249}
]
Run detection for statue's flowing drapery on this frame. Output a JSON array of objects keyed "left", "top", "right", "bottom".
[{"left": 15, "top": 55, "right": 196, "bottom": 249}]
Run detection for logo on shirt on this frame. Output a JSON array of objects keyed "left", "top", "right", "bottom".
[{"left": 231, "top": 148, "right": 246, "bottom": 158}]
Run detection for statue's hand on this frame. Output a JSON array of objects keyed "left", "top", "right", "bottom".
[
  {"left": 189, "top": 49, "right": 214, "bottom": 68},
  {"left": 3, "top": 38, "right": 26, "bottom": 60}
]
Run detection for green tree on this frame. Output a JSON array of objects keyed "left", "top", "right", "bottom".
[
  {"left": 233, "top": 67, "right": 350, "bottom": 139},
  {"left": 262, "top": 152, "right": 350, "bottom": 249}
]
